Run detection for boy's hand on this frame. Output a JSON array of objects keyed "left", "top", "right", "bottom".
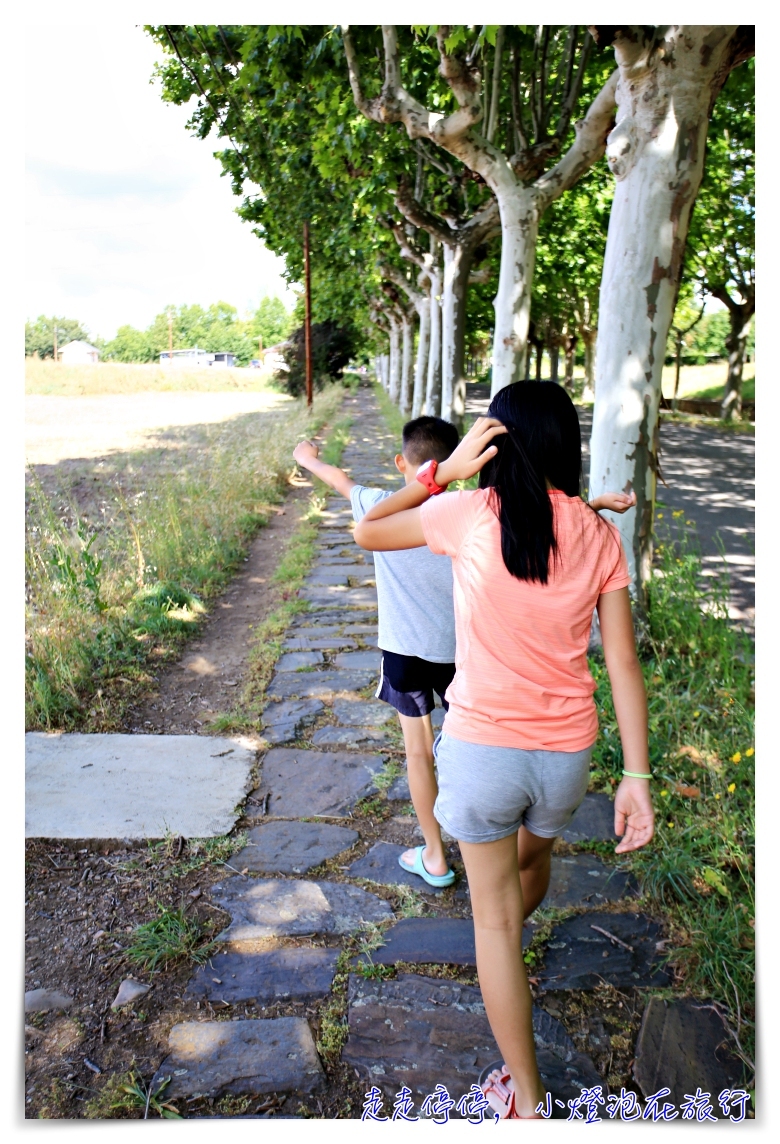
[
  {"left": 591, "top": 490, "right": 636, "bottom": 514},
  {"left": 436, "top": 417, "right": 507, "bottom": 486},
  {"left": 293, "top": 440, "right": 319, "bottom": 466},
  {"left": 613, "top": 777, "right": 654, "bottom": 853}
]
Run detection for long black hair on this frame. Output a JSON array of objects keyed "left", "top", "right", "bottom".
[{"left": 478, "top": 381, "right": 583, "bottom": 583}]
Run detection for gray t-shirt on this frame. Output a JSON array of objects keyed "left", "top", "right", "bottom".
[{"left": 350, "top": 485, "right": 456, "bottom": 663}]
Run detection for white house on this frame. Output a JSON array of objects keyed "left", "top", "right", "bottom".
[
  {"left": 59, "top": 340, "right": 100, "bottom": 365},
  {"left": 159, "top": 348, "right": 237, "bottom": 368}
]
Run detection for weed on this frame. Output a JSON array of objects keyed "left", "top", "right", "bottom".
[
  {"left": 316, "top": 950, "right": 352, "bottom": 1061},
  {"left": 168, "top": 832, "right": 247, "bottom": 877},
  {"left": 214, "top": 1094, "right": 253, "bottom": 1116},
  {"left": 589, "top": 524, "right": 754, "bottom": 1059},
  {"left": 372, "top": 759, "right": 402, "bottom": 793},
  {"left": 394, "top": 884, "right": 427, "bottom": 918},
  {"left": 125, "top": 905, "right": 217, "bottom": 972},
  {"left": 352, "top": 795, "right": 389, "bottom": 820},
  {"left": 100, "top": 1070, "right": 181, "bottom": 1119}
]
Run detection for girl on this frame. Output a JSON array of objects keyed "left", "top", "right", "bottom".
[{"left": 353, "top": 382, "right": 654, "bottom": 1119}]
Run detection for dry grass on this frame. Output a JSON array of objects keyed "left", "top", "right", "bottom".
[
  {"left": 25, "top": 384, "right": 346, "bottom": 729},
  {"left": 26, "top": 358, "right": 278, "bottom": 396},
  {"left": 660, "top": 361, "right": 755, "bottom": 400}
]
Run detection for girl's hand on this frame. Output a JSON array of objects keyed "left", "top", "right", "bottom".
[
  {"left": 591, "top": 490, "right": 637, "bottom": 514},
  {"left": 436, "top": 417, "right": 507, "bottom": 486},
  {"left": 613, "top": 777, "right": 654, "bottom": 853},
  {"left": 293, "top": 440, "right": 319, "bottom": 465}
]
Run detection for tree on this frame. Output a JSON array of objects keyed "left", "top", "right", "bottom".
[
  {"left": 343, "top": 25, "right": 619, "bottom": 397},
  {"left": 249, "top": 296, "right": 293, "bottom": 350},
  {"left": 685, "top": 60, "right": 754, "bottom": 419},
  {"left": 587, "top": 25, "right": 754, "bottom": 603},
  {"left": 25, "top": 316, "right": 89, "bottom": 359},
  {"left": 667, "top": 284, "right": 706, "bottom": 410}
]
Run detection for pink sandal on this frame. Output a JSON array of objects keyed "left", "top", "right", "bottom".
[{"left": 481, "top": 1067, "right": 543, "bottom": 1120}]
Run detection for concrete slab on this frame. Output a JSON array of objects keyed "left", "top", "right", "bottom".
[
  {"left": 186, "top": 948, "right": 340, "bottom": 1005},
  {"left": 153, "top": 1017, "right": 324, "bottom": 1099},
  {"left": 252, "top": 748, "right": 385, "bottom": 818},
  {"left": 232, "top": 821, "right": 359, "bottom": 874},
  {"left": 302, "top": 586, "right": 378, "bottom": 609},
  {"left": 209, "top": 877, "right": 393, "bottom": 940},
  {"left": 343, "top": 973, "right": 600, "bottom": 1114},
  {"left": 634, "top": 998, "right": 746, "bottom": 1115},
  {"left": 25, "top": 733, "right": 254, "bottom": 840},
  {"left": 266, "top": 669, "right": 374, "bottom": 701}
]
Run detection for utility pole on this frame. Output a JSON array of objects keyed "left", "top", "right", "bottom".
[
  {"left": 303, "top": 221, "right": 313, "bottom": 407},
  {"left": 53, "top": 322, "right": 58, "bottom": 363},
  {"left": 168, "top": 309, "right": 174, "bottom": 362}
]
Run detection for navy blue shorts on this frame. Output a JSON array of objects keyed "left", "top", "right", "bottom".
[{"left": 376, "top": 650, "right": 456, "bottom": 718}]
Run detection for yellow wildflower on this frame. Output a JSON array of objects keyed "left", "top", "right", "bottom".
[
  {"left": 714, "top": 793, "right": 721, "bottom": 800},
  {"left": 731, "top": 752, "right": 742, "bottom": 763},
  {"left": 660, "top": 789, "right": 669, "bottom": 798},
  {"left": 745, "top": 748, "right": 754, "bottom": 757},
  {"left": 693, "top": 711, "right": 700, "bottom": 718},
  {"left": 686, "top": 520, "right": 694, "bottom": 526},
  {"left": 728, "top": 783, "right": 736, "bottom": 793},
  {"left": 657, "top": 513, "right": 664, "bottom": 520},
  {"left": 673, "top": 510, "right": 684, "bottom": 518}
]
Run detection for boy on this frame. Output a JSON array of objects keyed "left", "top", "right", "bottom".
[
  {"left": 293, "top": 416, "right": 636, "bottom": 889},
  {"left": 293, "top": 416, "right": 460, "bottom": 886}
]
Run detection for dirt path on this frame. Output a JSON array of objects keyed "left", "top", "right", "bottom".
[{"left": 121, "top": 473, "right": 313, "bottom": 735}]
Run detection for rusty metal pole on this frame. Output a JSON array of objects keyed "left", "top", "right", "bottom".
[{"left": 303, "top": 220, "right": 313, "bottom": 407}]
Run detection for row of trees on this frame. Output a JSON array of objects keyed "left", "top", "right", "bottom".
[
  {"left": 25, "top": 297, "right": 292, "bottom": 366},
  {"left": 148, "top": 24, "right": 753, "bottom": 602}
]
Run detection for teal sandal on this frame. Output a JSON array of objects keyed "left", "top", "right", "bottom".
[{"left": 397, "top": 845, "right": 456, "bottom": 888}]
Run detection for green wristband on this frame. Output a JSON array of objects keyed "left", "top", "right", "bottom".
[{"left": 622, "top": 770, "right": 652, "bottom": 779}]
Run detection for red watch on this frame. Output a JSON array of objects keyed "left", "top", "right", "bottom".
[{"left": 416, "top": 459, "right": 447, "bottom": 495}]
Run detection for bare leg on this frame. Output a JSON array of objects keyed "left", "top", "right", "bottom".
[
  {"left": 517, "top": 826, "right": 556, "bottom": 918},
  {"left": 398, "top": 712, "right": 448, "bottom": 877},
  {"left": 460, "top": 834, "right": 545, "bottom": 1118}
]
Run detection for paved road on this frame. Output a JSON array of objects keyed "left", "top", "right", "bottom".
[{"left": 466, "top": 384, "right": 755, "bottom": 624}]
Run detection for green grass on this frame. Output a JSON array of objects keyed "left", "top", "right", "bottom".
[
  {"left": 685, "top": 375, "right": 755, "bottom": 404},
  {"left": 125, "top": 905, "right": 217, "bottom": 973},
  {"left": 207, "top": 412, "right": 354, "bottom": 735},
  {"left": 590, "top": 523, "right": 754, "bottom": 1068},
  {"left": 25, "top": 384, "right": 346, "bottom": 730}
]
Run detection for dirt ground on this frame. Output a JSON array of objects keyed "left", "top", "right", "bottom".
[{"left": 25, "top": 390, "right": 293, "bottom": 466}]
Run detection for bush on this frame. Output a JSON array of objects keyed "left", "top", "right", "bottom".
[{"left": 278, "top": 321, "right": 356, "bottom": 397}]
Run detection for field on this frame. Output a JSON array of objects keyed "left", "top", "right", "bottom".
[
  {"left": 660, "top": 361, "right": 755, "bottom": 403},
  {"left": 25, "top": 380, "right": 347, "bottom": 730},
  {"left": 25, "top": 358, "right": 278, "bottom": 396}
]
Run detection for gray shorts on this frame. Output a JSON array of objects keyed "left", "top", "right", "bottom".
[{"left": 433, "top": 731, "right": 593, "bottom": 844}]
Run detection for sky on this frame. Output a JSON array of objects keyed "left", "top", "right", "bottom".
[{"left": 25, "top": 23, "right": 294, "bottom": 342}]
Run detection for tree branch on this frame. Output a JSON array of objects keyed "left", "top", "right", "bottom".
[
  {"left": 486, "top": 28, "right": 505, "bottom": 143},
  {"left": 511, "top": 46, "right": 528, "bottom": 153},
  {"left": 555, "top": 28, "right": 592, "bottom": 139},
  {"left": 342, "top": 26, "right": 383, "bottom": 121},
  {"left": 534, "top": 69, "right": 618, "bottom": 209}
]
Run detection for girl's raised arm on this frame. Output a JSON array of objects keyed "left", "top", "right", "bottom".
[{"left": 596, "top": 587, "right": 655, "bottom": 854}]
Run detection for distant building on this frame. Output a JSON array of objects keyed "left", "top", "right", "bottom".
[
  {"left": 59, "top": 340, "right": 100, "bottom": 365},
  {"left": 254, "top": 342, "right": 290, "bottom": 371},
  {"left": 159, "top": 348, "right": 237, "bottom": 368}
]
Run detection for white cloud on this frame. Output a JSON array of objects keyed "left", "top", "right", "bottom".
[{"left": 25, "top": 23, "right": 295, "bottom": 340}]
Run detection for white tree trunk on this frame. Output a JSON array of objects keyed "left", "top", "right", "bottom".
[
  {"left": 425, "top": 267, "right": 442, "bottom": 416},
  {"left": 412, "top": 296, "right": 430, "bottom": 419},
  {"left": 441, "top": 243, "right": 473, "bottom": 428},
  {"left": 380, "top": 353, "right": 390, "bottom": 389},
  {"left": 588, "top": 25, "right": 743, "bottom": 603},
  {"left": 399, "top": 313, "right": 414, "bottom": 417},
  {"left": 490, "top": 187, "right": 540, "bottom": 396},
  {"left": 388, "top": 320, "right": 401, "bottom": 404},
  {"left": 580, "top": 330, "right": 596, "bottom": 403}
]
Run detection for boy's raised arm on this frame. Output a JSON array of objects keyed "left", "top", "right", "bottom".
[{"left": 293, "top": 440, "right": 356, "bottom": 499}]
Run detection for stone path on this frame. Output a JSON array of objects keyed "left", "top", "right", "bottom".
[
  {"left": 143, "top": 381, "right": 747, "bottom": 1118},
  {"left": 27, "top": 381, "right": 745, "bottom": 1118}
]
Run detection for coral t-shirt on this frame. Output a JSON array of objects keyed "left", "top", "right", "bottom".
[{"left": 420, "top": 488, "right": 631, "bottom": 751}]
